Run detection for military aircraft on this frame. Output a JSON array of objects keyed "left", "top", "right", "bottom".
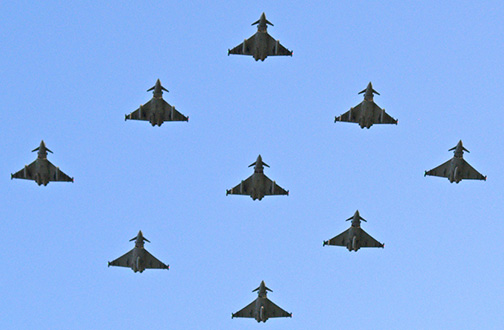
[
  {"left": 226, "top": 155, "right": 289, "bottom": 201},
  {"left": 334, "top": 82, "right": 398, "bottom": 129},
  {"left": 125, "top": 79, "right": 188, "bottom": 126},
  {"left": 11, "top": 140, "right": 74, "bottom": 186},
  {"left": 108, "top": 230, "right": 169, "bottom": 273},
  {"left": 323, "top": 210, "right": 384, "bottom": 251},
  {"left": 232, "top": 281, "right": 292, "bottom": 323},
  {"left": 424, "top": 140, "right": 486, "bottom": 183},
  {"left": 228, "top": 12, "right": 293, "bottom": 61}
]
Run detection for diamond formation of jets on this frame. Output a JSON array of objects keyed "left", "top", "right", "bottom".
[
  {"left": 125, "top": 79, "right": 188, "bottom": 126},
  {"left": 323, "top": 210, "right": 384, "bottom": 251},
  {"left": 424, "top": 140, "right": 486, "bottom": 183},
  {"left": 232, "top": 281, "right": 292, "bottom": 323},
  {"left": 108, "top": 231, "right": 169, "bottom": 273},
  {"left": 228, "top": 13, "right": 293, "bottom": 61},
  {"left": 226, "top": 155, "right": 289, "bottom": 201},
  {"left": 11, "top": 140, "right": 74, "bottom": 186},
  {"left": 334, "top": 82, "right": 398, "bottom": 129}
]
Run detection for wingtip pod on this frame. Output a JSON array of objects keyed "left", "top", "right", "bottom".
[
  {"left": 10, "top": 173, "right": 13, "bottom": 180},
  {"left": 108, "top": 261, "right": 111, "bottom": 267},
  {"left": 323, "top": 240, "right": 328, "bottom": 246},
  {"left": 424, "top": 171, "right": 427, "bottom": 177},
  {"left": 484, "top": 175, "right": 487, "bottom": 181}
]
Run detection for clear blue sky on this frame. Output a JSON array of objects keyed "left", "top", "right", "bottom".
[{"left": 1, "top": 1, "right": 503, "bottom": 329}]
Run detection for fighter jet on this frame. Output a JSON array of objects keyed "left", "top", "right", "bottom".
[
  {"left": 125, "top": 79, "right": 188, "bottom": 126},
  {"left": 226, "top": 155, "right": 289, "bottom": 201},
  {"left": 424, "top": 140, "right": 486, "bottom": 183},
  {"left": 334, "top": 82, "right": 398, "bottom": 129},
  {"left": 108, "top": 230, "right": 169, "bottom": 273},
  {"left": 11, "top": 140, "right": 74, "bottom": 186},
  {"left": 228, "top": 12, "right": 293, "bottom": 61},
  {"left": 323, "top": 210, "right": 384, "bottom": 252},
  {"left": 232, "top": 281, "right": 292, "bottom": 323}
]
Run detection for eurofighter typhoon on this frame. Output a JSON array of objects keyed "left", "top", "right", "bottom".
[
  {"left": 108, "top": 231, "right": 169, "bottom": 273},
  {"left": 228, "top": 13, "right": 293, "bottom": 61},
  {"left": 425, "top": 140, "right": 486, "bottom": 183},
  {"left": 125, "top": 79, "right": 188, "bottom": 126},
  {"left": 226, "top": 155, "right": 289, "bottom": 201},
  {"left": 232, "top": 281, "right": 292, "bottom": 323},
  {"left": 323, "top": 210, "right": 384, "bottom": 251},
  {"left": 11, "top": 140, "right": 73, "bottom": 186},
  {"left": 334, "top": 82, "right": 398, "bottom": 129}
]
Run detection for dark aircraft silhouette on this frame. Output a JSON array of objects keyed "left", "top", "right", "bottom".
[
  {"left": 125, "top": 79, "right": 188, "bottom": 126},
  {"left": 108, "top": 231, "right": 169, "bottom": 273},
  {"left": 425, "top": 140, "right": 486, "bottom": 183},
  {"left": 335, "top": 82, "right": 398, "bottom": 129},
  {"left": 11, "top": 140, "right": 73, "bottom": 186},
  {"left": 323, "top": 210, "right": 384, "bottom": 251},
  {"left": 232, "top": 281, "right": 292, "bottom": 323},
  {"left": 226, "top": 155, "right": 289, "bottom": 201},
  {"left": 228, "top": 13, "right": 293, "bottom": 61}
]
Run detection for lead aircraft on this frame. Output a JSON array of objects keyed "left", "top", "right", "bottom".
[
  {"left": 335, "top": 82, "right": 397, "bottom": 129},
  {"left": 226, "top": 155, "right": 288, "bottom": 201},
  {"left": 323, "top": 210, "right": 384, "bottom": 251},
  {"left": 228, "top": 13, "right": 293, "bottom": 61},
  {"left": 232, "top": 281, "right": 292, "bottom": 323},
  {"left": 108, "top": 231, "right": 169, "bottom": 273},
  {"left": 125, "top": 79, "right": 188, "bottom": 126},
  {"left": 11, "top": 140, "right": 73, "bottom": 186},
  {"left": 424, "top": 140, "right": 486, "bottom": 183}
]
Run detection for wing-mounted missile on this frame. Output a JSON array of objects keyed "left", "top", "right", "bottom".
[
  {"left": 275, "top": 40, "right": 279, "bottom": 54},
  {"left": 242, "top": 39, "right": 247, "bottom": 54}
]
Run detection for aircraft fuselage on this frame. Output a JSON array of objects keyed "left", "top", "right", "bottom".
[
  {"left": 149, "top": 98, "right": 167, "bottom": 126},
  {"left": 254, "top": 298, "right": 269, "bottom": 322},
  {"left": 346, "top": 226, "right": 362, "bottom": 251},
  {"left": 359, "top": 99, "right": 375, "bottom": 129},
  {"left": 33, "top": 158, "right": 51, "bottom": 186},
  {"left": 253, "top": 32, "right": 269, "bottom": 61},
  {"left": 448, "top": 157, "right": 464, "bottom": 183},
  {"left": 130, "top": 247, "right": 147, "bottom": 273},
  {"left": 250, "top": 173, "right": 268, "bottom": 200}
]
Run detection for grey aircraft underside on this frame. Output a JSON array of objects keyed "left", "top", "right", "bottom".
[
  {"left": 125, "top": 79, "right": 188, "bottom": 126},
  {"left": 334, "top": 82, "right": 398, "bottom": 129},
  {"left": 228, "top": 12, "right": 293, "bottom": 61},
  {"left": 232, "top": 281, "right": 292, "bottom": 323},
  {"left": 226, "top": 155, "right": 289, "bottom": 200},
  {"left": 425, "top": 140, "right": 486, "bottom": 183},
  {"left": 323, "top": 210, "right": 384, "bottom": 251},
  {"left": 11, "top": 140, "right": 74, "bottom": 186},
  {"left": 108, "top": 230, "right": 169, "bottom": 273}
]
